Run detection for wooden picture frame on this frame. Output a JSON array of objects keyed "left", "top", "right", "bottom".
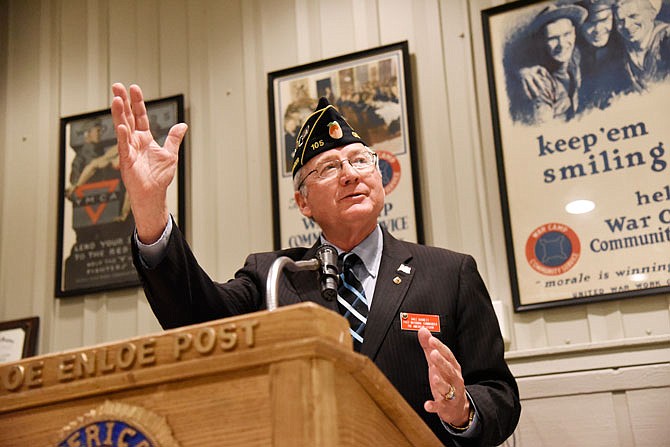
[
  {"left": 267, "top": 41, "right": 423, "bottom": 249},
  {"left": 482, "top": 0, "right": 670, "bottom": 310},
  {"left": 55, "top": 95, "right": 186, "bottom": 297},
  {"left": 0, "top": 317, "right": 39, "bottom": 362}
]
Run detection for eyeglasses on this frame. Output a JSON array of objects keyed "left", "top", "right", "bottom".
[{"left": 297, "top": 150, "right": 378, "bottom": 190}]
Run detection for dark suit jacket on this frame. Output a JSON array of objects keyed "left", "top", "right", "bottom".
[{"left": 132, "top": 223, "right": 520, "bottom": 446}]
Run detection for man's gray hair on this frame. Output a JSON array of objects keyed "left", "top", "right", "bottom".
[{"left": 293, "top": 166, "right": 306, "bottom": 195}]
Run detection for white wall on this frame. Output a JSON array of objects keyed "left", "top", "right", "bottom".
[{"left": 1, "top": 0, "right": 668, "bottom": 445}]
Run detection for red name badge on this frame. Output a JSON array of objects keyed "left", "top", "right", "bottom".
[{"left": 400, "top": 312, "right": 441, "bottom": 332}]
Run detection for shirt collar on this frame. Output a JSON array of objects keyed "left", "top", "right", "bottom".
[{"left": 321, "top": 225, "right": 383, "bottom": 279}]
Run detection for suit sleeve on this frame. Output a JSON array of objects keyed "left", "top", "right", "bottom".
[
  {"left": 131, "top": 219, "right": 265, "bottom": 329},
  {"left": 454, "top": 255, "right": 521, "bottom": 446}
]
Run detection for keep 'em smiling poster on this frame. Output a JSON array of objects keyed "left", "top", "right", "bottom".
[{"left": 482, "top": 0, "right": 670, "bottom": 310}]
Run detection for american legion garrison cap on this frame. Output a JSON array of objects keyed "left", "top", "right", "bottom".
[{"left": 291, "top": 97, "right": 367, "bottom": 178}]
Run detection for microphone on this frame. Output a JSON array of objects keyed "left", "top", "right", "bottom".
[{"left": 315, "top": 244, "right": 339, "bottom": 301}]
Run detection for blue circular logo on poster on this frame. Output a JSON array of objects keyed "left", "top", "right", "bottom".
[
  {"left": 534, "top": 231, "right": 572, "bottom": 267},
  {"left": 525, "top": 223, "right": 581, "bottom": 276},
  {"left": 379, "top": 159, "right": 393, "bottom": 185},
  {"left": 376, "top": 150, "right": 401, "bottom": 195}
]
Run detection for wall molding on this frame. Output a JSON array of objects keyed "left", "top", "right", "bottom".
[
  {"left": 506, "top": 335, "right": 670, "bottom": 377},
  {"left": 516, "top": 363, "right": 670, "bottom": 400}
]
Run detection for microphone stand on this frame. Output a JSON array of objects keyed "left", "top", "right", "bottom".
[{"left": 265, "top": 257, "right": 319, "bottom": 311}]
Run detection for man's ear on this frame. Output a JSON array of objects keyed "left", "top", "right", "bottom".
[{"left": 294, "top": 190, "right": 312, "bottom": 218}]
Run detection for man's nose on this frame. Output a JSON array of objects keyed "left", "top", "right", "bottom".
[{"left": 339, "top": 160, "right": 360, "bottom": 184}]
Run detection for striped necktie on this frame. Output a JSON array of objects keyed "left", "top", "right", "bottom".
[{"left": 337, "top": 252, "right": 368, "bottom": 352}]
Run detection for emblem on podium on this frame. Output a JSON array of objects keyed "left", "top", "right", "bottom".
[{"left": 55, "top": 400, "right": 181, "bottom": 447}]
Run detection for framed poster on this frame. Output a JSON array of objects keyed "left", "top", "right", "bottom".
[
  {"left": 482, "top": 0, "right": 670, "bottom": 311},
  {"left": 0, "top": 317, "right": 39, "bottom": 362},
  {"left": 267, "top": 41, "right": 423, "bottom": 249},
  {"left": 56, "top": 95, "right": 185, "bottom": 297}
]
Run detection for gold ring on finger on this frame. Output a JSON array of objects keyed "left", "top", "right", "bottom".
[{"left": 443, "top": 384, "right": 456, "bottom": 401}]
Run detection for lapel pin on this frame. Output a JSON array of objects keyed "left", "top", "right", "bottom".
[
  {"left": 393, "top": 276, "right": 402, "bottom": 284},
  {"left": 398, "top": 264, "right": 411, "bottom": 274}
]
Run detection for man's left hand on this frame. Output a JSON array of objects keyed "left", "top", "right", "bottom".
[{"left": 418, "top": 327, "right": 470, "bottom": 427}]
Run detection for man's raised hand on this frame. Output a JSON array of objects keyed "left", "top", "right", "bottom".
[{"left": 111, "top": 83, "right": 188, "bottom": 243}]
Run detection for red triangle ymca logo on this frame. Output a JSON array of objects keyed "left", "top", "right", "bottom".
[{"left": 74, "top": 179, "right": 120, "bottom": 224}]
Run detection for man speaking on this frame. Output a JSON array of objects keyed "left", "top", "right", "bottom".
[{"left": 111, "top": 83, "right": 521, "bottom": 446}]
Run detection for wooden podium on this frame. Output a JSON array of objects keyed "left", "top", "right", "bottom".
[{"left": 0, "top": 303, "right": 441, "bottom": 446}]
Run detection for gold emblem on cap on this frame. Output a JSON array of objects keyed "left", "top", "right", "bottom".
[
  {"left": 297, "top": 124, "right": 310, "bottom": 148},
  {"left": 393, "top": 276, "right": 402, "bottom": 284}
]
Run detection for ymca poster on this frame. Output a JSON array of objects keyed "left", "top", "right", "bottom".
[
  {"left": 482, "top": 0, "right": 670, "bottom": 310},
  {"left": 56, "top": 96, "right": 184, "bottom": 297}
]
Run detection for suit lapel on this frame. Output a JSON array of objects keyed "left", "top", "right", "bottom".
[
  {"left": 361, "top": 230, "right": 414, "bottom": 360},
  {"left": 279, "top": 231, "right": 415, "bottom": 356}
]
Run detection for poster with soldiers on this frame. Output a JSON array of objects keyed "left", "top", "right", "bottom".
[
  {"left": 268, "top": 41, "right": 423, "bottom": 250},
  {"left": 482, "top": 0, "right": 670, "bottom": 310}
]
